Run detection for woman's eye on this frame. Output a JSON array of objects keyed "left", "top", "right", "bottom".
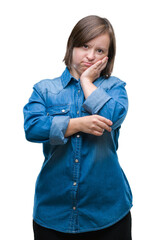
[
  {"left": 97, "top": 49, "right": 103, "bottom": 54},
  {"left": 83, "top": 44, "right": 88, "bottom": 49}
]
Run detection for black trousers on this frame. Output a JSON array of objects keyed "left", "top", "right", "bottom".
[{"left": 33, "top": 211, "right": 132, "bottom": 240}]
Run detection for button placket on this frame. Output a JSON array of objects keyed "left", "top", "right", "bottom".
[
  {"left": 69, "top": 83, "right": 82, "bottom": 232},
  {"left": 76, "top": 87, "right": 81, "bottom": 116}
]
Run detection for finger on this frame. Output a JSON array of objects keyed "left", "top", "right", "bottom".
[
  {"left": 96, "top": 115, "right": 113, "bottom": 126},
  {"left": 99, "top": 57, "right": 108, "bottom": 70},
  {"left": 92, "top": 57, "right": 108, "bottom": 69},
  {"left": 102, "top": 56, "right": 108, "bottom": 63},
  {"left": 91, "top": 118, "right": 112, "bottom": 133},
  {"left": 90, "top": 118, "right": 107, "bottom": 134},
  {"left": 93, "top": 60, "right": 103, "bottom": 69},
  {"left": 93, "top": 59, "right": 108, "bottom": 75},
  {"left": 97, "top": 122, "right": 112, "bottom": 132},
  {"left": 93, "top": 118, "right": 112, "bottom": 133},
  {"left": 103, "top": 124, "right": 112, "bottom": 132},
  {"left": 92, "top": 124, "right": 104, "bottom": 133},
  {"left": 92, "top": 130, "right": 104, "bottom": 136}
]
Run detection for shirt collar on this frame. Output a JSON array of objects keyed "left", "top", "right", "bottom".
[
  {"left": 61, "top": 67, "right": 106, "bottom": 89},
  {"left": 61, "top": 67, "right": 78, "bottom": 88}
]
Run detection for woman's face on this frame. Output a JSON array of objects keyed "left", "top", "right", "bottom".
[{"left": 70, "top": 33, "right": 110, "bottom": 80}]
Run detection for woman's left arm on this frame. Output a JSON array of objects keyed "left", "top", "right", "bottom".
[
  {"left": 80, "top": 60, "right": 128, "bottom": 130},
  {"left": 81, "top": 80, "right": 128, "bottom": 130}
]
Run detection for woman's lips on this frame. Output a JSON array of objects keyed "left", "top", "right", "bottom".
[{"left": 83, "top": 62, "right": 93, "bottom": 67}]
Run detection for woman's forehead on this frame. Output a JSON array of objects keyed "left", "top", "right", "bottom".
[{"left": 86, "top": 33, "right": 110, "bottom": 49}]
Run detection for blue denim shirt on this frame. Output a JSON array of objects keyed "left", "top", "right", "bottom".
[{"left": 23, "top": 67, "right": 132, "bottom": 233}]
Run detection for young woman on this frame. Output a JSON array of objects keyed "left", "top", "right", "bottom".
[{"left": 23, "top": 15, "right": 133, "bottom": 240}]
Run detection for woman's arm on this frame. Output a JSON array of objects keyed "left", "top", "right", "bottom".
[
  {"left": 80, "top": 59, "right": 128, "bottom": 130},
  {"left": 81, "top": 80, "right": 128, "bottom": 130},
  {"left": 23, "top": 86, "right": 70, "bottom": 145},
  {"left": 64, "top": 115, "right": 112, "bottom": 137},
  {"left": 80, "top": 57, "right": 108, "bottom": 99},
  {"left": 23, "top": 83, "right": 112, "bottom": 144}
]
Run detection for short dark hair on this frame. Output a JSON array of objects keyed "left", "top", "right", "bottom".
[{"left": 63, "top": 15, "right": 116, "bottom": 79}]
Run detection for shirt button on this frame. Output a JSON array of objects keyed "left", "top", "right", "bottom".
[
  {"left": 77, "top": 111, "right": 79, "bottom": 114},
  {"left": 76, "top": 134, "right": 80, "bottom": 138},
  {"left": 62, "top": 109, "right": 65, "bottom": 113},
  {"left": 73, "top": 182, "right": 77, "bottom": 186},
  {"left": 78, "top": 90, "right": 80, "bottom": 93},
  {"left": 47, "top": 112, "right": 49, "bottom": 116},
  {"left": 73, "top": 207, "right": 76, "bottom": 210},
  {"left": 75, "top": 159, "right": 79, "bottom": 163}
]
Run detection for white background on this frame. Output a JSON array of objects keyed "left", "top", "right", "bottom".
[{"left": 0, "top": 0, "right": 156, "bottom": 239}]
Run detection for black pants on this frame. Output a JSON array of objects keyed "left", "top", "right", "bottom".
[{"left": 33, "top": 211, "right": 132, "bottom": 240}]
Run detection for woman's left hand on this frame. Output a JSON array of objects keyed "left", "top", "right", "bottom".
[{"left": 80, "top": 56, "right": 108, "bottom": 83}]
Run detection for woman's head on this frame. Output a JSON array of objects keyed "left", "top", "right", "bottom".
[{"left": 63, "top": 15, "right": 116, "bottom": 79}]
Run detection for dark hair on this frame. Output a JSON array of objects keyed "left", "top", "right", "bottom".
[{"left": 63, "top": 15, "right": 116, "bottom": 79}]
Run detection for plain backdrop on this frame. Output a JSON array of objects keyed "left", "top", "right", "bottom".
[{"left": 0, "top": 0, "right": 156, "bottom": 239}]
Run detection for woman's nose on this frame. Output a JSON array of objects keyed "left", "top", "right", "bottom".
[{"left": 86, "top": 50, "right": 95, "bottom": 61}]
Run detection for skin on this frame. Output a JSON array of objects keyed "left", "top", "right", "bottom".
[
  {"left": 70, "top": 33, "right": 110, "bottom": 81},
  {"left": 65, "top": 33, "right": 113, "bottom": 137}
]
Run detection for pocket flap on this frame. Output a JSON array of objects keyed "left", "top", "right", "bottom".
[{"left": 47, "top": 105, "right": 70, "bottom": 115}]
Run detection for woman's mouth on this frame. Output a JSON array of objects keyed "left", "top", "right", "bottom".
[{"left": 83, "top": 62, "right": 93, "bottom": 67}]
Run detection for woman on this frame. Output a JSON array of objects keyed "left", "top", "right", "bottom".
[{"left": 23, "top": 15, "right": 133, "bottom": 240}]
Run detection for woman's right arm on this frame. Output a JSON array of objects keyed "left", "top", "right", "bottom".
[
  {"left": 23, "top": 87, "right": 70, "bottom": 145},
  {"left": 23, "top": 86, "right": 112, "bottom": 144}
]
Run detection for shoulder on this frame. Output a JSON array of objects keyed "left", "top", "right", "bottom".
[
  {"left": 100, "top": 75, "right": 126, "bottom": 90},
  {"left": 33, "top": 76, "right": 63, "bottom": 95}
]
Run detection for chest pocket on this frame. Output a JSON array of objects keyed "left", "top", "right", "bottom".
[{"left": 47, "top": 105, "right": 70, "bottom": 116}]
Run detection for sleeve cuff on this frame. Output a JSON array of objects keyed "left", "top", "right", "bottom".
[
  {"left": 49, "top": 116, "right": 70, "bottom": 145},
  {"left": 82, "top": 87, "right": 112, "bottom": 114}
]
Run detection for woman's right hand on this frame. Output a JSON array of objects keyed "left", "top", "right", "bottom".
[
  {"left": 79, "top": 115, "right": 112, "bottom": 136},
  {"left": 64, "top": 115, "right": 112, "bottom": 137}
]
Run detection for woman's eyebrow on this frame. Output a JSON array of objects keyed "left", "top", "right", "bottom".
[
  {"left": 97, "top": 46, "right": 108, "bottom": 51},
  {"left": 84, "top": 42, "right": 108, "bottom": 51}
]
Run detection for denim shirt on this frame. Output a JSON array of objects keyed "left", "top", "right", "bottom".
[{"left": 23, "top": 67, "right": 132, "bottom": 233}]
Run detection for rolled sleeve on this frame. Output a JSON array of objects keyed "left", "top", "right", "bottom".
[
  {"left": 49, "top": 116, "right": 70, "bottom": 145},
  {"left": 82, "top": 87, "right": 112, "bottom": 114},
  {"left": 24, "top": 85, "right": 70, "bottom": 145},
  {"left": 82, "top": 80, "right": 128, "bottom": 130}
]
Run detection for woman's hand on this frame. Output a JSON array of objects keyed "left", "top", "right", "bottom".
[
  {"left": 64, "top": 115, "right": 112, "bottom": 137},
  {"left": 79, "top": 115, "right": 112, "bottom": 136},
  {"left": 80, "top": 56, "right": 108, "bottom": 83},
  {"left": 79, "top": 56, "right": 108, "bottom": 99}
]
